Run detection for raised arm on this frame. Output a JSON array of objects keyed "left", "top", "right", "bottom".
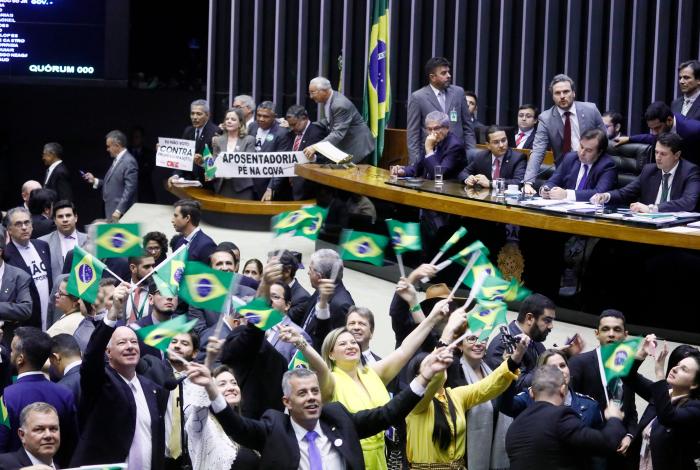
[{"left": 278, "top": 326, "right": 335, "bottom": 401}]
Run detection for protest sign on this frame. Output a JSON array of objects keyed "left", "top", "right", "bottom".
[
  {"left": 213, "top": 151, "right": 309, "bottom": 178},
  {"left": 155, "top": 137, "right": 195, "bottom": 171}
]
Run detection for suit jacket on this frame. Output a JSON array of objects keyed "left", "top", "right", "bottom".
[
  {"left": 287, "top": 279, "right": 311, "bottom": 326},
  {"left": 485, "top": 321, "right": 544, "bottom": 392},
  {"left": 0, "top": 263, "right": 32, "bottom": 345},
  {"left": 211, "top": 133, "right": 257, "bottom": 195},
  {"left": 319, "top": 90, "right": 375, "bottom": 163},
  {"left": 213, "top": 381, "right": 423, "bottom": 470},
  {"left": 0, "top": 448, "right": 33, "bottom": 470},
  {"left": 568, "top": 349, "right": 638, "bottom": 436},
  {"left": 630, "top": 113, "right": 700, "bottom": 166},
  {"left": 96, "top": 151, "right": 138, "bottom": 217},
  {"left": 45, "top": 160, "right": 73, "bottom": 201},
  {"left": 607, "top": 159, "right": 700, "bottom": 212},
  {"left": 177, "top": 120, "right": 222, "bottom": 182},
  {"left": 293, "top": 281, "right": 354, "bottom": 352},
  {"left": 196, "top": 319, "right": 233, "bottom": 365},
  {"left": 271, "top": 122, "right": 328, "bottom": 200},
  {"left": 30, "top": 214, "right": 55, "bottom": 239},
  {"left": 249, "top": 121, "right": 291, "bottom": 197},
  {"left": 512, "top": 127, "right": 537, "bottom": 150},
  {"left": 457, "top": 148, "right": 527, "bottom": 186},
  {"left": 407, "top": 84, "right": 477, "bottom": 164},
  {"left": 403, "top": 131, "right": 467, "bottom": 180},
  {"left": 39, "top": 229, "right": 88, "bottom": 285},
  {"left": 524, "top": 101, "right": 606, "bottom": 183},
  {"left": 544, "top": 152, "right": 618, "bottom": 201},
  {"left": 3, "top": 239, "right": 52, "bottom": 330},
  {"left": 71, "top": 320, "right": 167, "bottom": 468},
  {"left": 0, "top": 374, "right": 77, "bottom": 467},
  {"left": 672, "top": 95, "right": 700, "bottom": 121},
  {"left": 265, "top": 315, "right": 313, "bottom": 363},
  {"left": 219, "top": 323, "right": 288, "bottom": 419},
  {"left": 58, "top": 363, "right": 82, "bottom": 404},
  {"left": 506, "top": 401, "right": 626, "bottom": 470},
  {"left": 174, "top": 228, "right": 217, "bottom": 264}
]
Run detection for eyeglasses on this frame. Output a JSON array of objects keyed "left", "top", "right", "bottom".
[
  {"left": 517, "top": 113, "right": 535, "bottom": 119},
  {"left": 426, "top": 126, "right": 446, "bottom": 132},
  {"left": 56, "top": 291, "right": 70, "bottom": 298},
  {"left": 12, "top": 220, "right": 31, "bottom": 228},
  {"left": 464, "top": 335, "right": 487, "bottom": 345},
  {"left": 145, "top": 246, "right": 161, "bottom": 253}
]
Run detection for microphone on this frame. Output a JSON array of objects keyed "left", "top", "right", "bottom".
[{"left": 163, "top": 374, "right": 187, "bottom": 391}]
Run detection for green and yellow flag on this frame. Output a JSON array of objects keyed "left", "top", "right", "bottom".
[
  {"left": 503, "top": 278, "right": 532, "bottom": 302},
  {"left": 0, "top": 396, "right": 9, "bottom": 428},
  {"left": 340, "top": 229, "right": 388, "bottom": 266},
  {"left": 467, "top": 299, "right": 508, "bottom": 331},
  {"left": 66, "top": 246, "right": 106, "bottom": 303},
  {"left": 600, "top": 338, "right": 643, "bottom": 382},
  {"left": 136, "top": 315, "right": 198, "bottom": 352},
  {"left": 238, "top": 298, "right": 283, "bottom": 331},
  {"left": 386, "top": 219, "right": 421, "bottom": 254},
  {"left": 465, "top": 253, "right": 502, "bottom": 288},
  {"left": 289, "top": 349, "right": 310, "bottom": 370},
  {"left": 154, "top": 246, "right": 188, "bottom": 296},
  {"left": 272, "top": 206, "right": 327, "bottom": 240},
  {"left": 203, "top": 144, "right": 217, "bottom": 180},
  {"left": 449, "top": 240, "right": 489, "bottom": 265},
  {"left": 95, "top": 223, "right": 142, "bottom": 258},
  {"left": 178, "top": 262, "right": 233, "bottom": 312},
  {"left": 362, "top": 0, "right": 391, "bottom": 165},
  {"left": 438, "top": 227, "right": 468, "bottom": 254},
  {"left": 151, "top": 272, "right": 175, "bottom": 298}
]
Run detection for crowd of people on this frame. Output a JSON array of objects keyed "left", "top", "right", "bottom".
[{"left": 1, "top": 58, "right": 700, "bottom": 470}]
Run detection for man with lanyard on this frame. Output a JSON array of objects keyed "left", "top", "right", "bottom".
[{"left": 125, "top": 254, "right": 155, "bottom": 323}]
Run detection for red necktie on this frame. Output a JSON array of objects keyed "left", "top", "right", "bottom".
[
  {"left": 493, "top": 157, "right": 501, "bottom": 179},
  {"left": 129, "top": 289, "right": 141, "bottom": 323},
  {"left": 562, "top": 111, "right": 572, "bottom": 154},
  {"left": 515, "top": 131, "right": 526, "bottom": 147},
  {"left": 293, "top": 133, "right": 303, "bottom": 151}
]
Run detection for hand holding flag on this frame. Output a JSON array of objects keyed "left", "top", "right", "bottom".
[{"left": 340, "top": 230, "right": 388, "bottom": 266}]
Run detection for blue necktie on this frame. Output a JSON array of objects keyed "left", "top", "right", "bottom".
[
  {"left": 576, "top": 164, "right": 589, "bottom": 190},
  {"left": 304, "top": 430, "right": 323, "bottom": 470}
]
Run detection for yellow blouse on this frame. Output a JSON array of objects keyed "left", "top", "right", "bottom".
[
  {"left": 332, "top": 365, "right": 391, "bottom": 470},
  {"left": 405, "top": 360, "right": 518, "bottom": 464}
]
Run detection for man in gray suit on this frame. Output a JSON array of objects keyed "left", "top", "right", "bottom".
[
  {"left": 82, "top": 130, "right": 138, "bottom": 221},
  {"left": 406, "top": 57, "right": 476, "bottom": 165},
  {"left": 38, "top": 200, "right": 87, "bottom": 286},
  {"left": 523, "top": 74, "right": 605, "bottom": 194},
  {"left": 0, "top": 226, "right": 33, "bottom": 347},
  {"left": 304, "top": 76, "right": 375, "bottom": 163}
]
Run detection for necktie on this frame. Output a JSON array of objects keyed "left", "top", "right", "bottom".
[
  {"left": 562, "top": 111, "right": 572, "bottom": 154},
  {"left": 437, "top": 91, "right": 446, "bottom": 112},
  {"left": 515, "top": 131, "right": 526, "bottom": 147},
  {"left": 682, "top": 98, "right": 693, "bottom": 116},
  {"left": 576, "top": 164, "right": 590, "bottom": 190},
  {"left": 493, "top": 157, "right": 501, "bottom": 179},
  {"left": 304, "top": 430, "right": 323, "bottom": 470},
  {"left": 129, "top": 289, "right": 142, "bottom": 323},
  {"left": 195, "top": 128, "right": 201, "bottom": 141},
  {"left": 168, "top": 383, "right": 182, "bottom": 459},
  {"left": 660, "top": 172, "right": 671, "bottom": 202},
  {"left": 293, "top": 133, "right": 303, "bottom": 151}
]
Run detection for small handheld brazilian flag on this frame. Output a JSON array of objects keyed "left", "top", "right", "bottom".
[
  {"left": 95, "top": 223, "right": 142, "bottom": 258},
  {"left": 203, "top": 144, "right": 217, "bottom": 180},
  {"left": 600, "top": 337, "right": 643, "bottom": 382},
  {"left": 178, "top": 262, "right": 233, "bottom": 312},
  {"left": 237, "top": 297, "right": 283, "bottom": 331},
  {"left": 66, "top": 246, "right": 106, "bottom": 303},
  {"left": 0, "top": 396, "right": 9, "bottom": 428},
  {"left": 136, "top": 315, "right": 198, "bottom": 352},
  {"left": 272, "top": 206, "right": 327, "bottom": 240},
  {"left": 503, "top": 278, "right": 532, "bottom": 302},
  {"left": 386, "top": 219, "right": 421, "bottom": 254},
  {"left": 439, "top": 227, "right": 468, "bottom": 254},
  {"left": 340, "top": 229, "right": 388, "bottom": 266},
  {"left": 477, "top": 275, "right": 511, "bottom": 301},
  {"left": 289, "top": 349, "right": 310, "bottom": 370},
  {"left": 467, "top": 299, "right": 508, "bottom": 331},
  {"left": 154, "top": 246, "right": 188, "bottom": 296}
]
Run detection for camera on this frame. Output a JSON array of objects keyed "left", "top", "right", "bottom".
[{"left": 499, "top": 325, "right": 518, "bottom": 354}]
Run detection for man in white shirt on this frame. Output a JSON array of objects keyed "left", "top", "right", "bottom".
[
  {"left": 39, "top": 200, "right": 87, "bottom": 286},
  {"left": 0, "top": 402, "right": 61, "bottom": 469},
  {"left": 125, "top": 254, "right": 155, "bottom": 323},
  {"left": 345, "top": 306, "right": 381, "bottom": 364}
]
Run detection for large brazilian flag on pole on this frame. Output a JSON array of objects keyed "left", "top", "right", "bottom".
[{"left": 363, "top": 0, "right": 390, "bottom": 166}]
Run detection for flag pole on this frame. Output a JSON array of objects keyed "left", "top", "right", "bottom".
[
  {"left": 212, "top": 273, "right": 241, "bottom": 341},
  {"left": 396, "top": 253, "right": 406, "bottom": 278},
  {"left": 132, "top": 243, "right": 188, "bottom": 290},
  {"left": 449, "top": 252, "right": 480, "bottom": 298},
  {"left": 103, "top": 266, "right": 128, "bottom": 285}
]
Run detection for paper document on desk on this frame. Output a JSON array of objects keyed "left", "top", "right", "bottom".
[
  {"left": 686, "top": 220, "right": 700, "bottom": 228},
  {"left": 520, "top": 198, "right": 570, "bottom": 207},
  {"left": 662, "top": 226, "right": 700, "bottom": 234},
  {"left": 313, "top": 141, "right": 353, "bottom": 164},
  {"left": 543, "top": 202, "right": 597, "bottom": 213},
  {"left": 171, "top": 177, "right": 202, "bottom": 188}
]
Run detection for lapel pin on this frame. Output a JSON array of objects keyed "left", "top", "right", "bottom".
[{"left": 334, "top": 438, "right": 343, "bottom": 447}]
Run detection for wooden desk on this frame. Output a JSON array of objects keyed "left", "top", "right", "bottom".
[
  {"left": 168, "top": 186, "right": 315, "bottom": 215},
  {"left": 295, "top": 164, "right": 700, "bottom": 250}
]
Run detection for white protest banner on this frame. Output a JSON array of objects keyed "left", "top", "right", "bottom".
[
  {"left": 213, "top": 151, "right": 309, "bottom": 178},
  {"left": 155, "top": 137, "right": 195, "bottom": 171}
]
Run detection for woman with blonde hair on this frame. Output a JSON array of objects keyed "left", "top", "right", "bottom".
[{"left": 211, "top": 107, "right": 256, "bottom": 199}]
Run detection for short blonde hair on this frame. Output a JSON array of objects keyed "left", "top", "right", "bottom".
[{"left": 321, "top": 327, "right": 358, "bottom": 370}]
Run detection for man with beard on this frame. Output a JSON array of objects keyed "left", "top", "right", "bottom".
[
  {"left": 136, "top": 277, "right": 177, "bottom": 360},
  {"left": 485, "top": 293, "right": 556, "bottom": 392},
  {"left": 568, "top": 309, "right": 639, "bottom": 463}
]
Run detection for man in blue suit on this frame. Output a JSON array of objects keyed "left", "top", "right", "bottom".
[
  {"left": 541, "top": 128, "right": 617, "bottom": 201},
  {"left": 593, "top": 132, "right": 700, "bottom": 212},
  {"left": 0, "top": 327, "right": 77, "bottom": 467},
  {"left": 459, "top": 125, "right": 527, "bottom": 187},
  {"left": 171, "top": 199, "right": 217, "bottom": 264},
  {"left": 671, "top": 60, "right": 700, "bottom": 121},
  {"left": 249, "top": 101, "right": 291, "bottom": 199},
  {"left": 50, "top": 333, "right": 83, "bottom": 403}
]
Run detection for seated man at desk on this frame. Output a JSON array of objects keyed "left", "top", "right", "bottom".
[
  {"left": 591, "top": 132, "right": 700, "bottom": 212},
  {"left": 391, "top": 111, "right": 466, "bottom": 180},
  {"left": 540, "top": 128, "right": 617, "bottom": 201},
  {"left": 458, "top": 125, "right": 526, "bottom": 188}
]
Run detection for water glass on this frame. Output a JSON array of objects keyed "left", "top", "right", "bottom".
[
  {"left": 494, "top": 178, "right": 506, "bottom": 196},
  {"left": 434, "top": 165, "right": 443, "bottom": 185}
]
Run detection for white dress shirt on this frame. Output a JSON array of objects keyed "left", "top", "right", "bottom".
[
  {"left": 655, "top": 161, "right": 679, "bottom": 205},
  {"left": 59, "top": 229, "right": 79, "bottom": 261},
  {"left": 290, "top": 419, "right": 346, "bottom": 470},
  {"left": 514, "top": 128, "right": 534, "bottom": 149},
  {"left": 564, "top": 162, "right": 591, "bottom": 201},
  {"left": 558, "top": 103, "right": 581, "bottom": 152},
  {"left": 44, "top": 160, "right": 62, "bottom": 185},
  {"left": 26, "top": 449, "right": 56, "bottom": 469},
  {"left": 682, "top": 88, "right": 700, "bottom": 115},
  {"left": 119, "top": 373, "right": 153, "bottom": 470}
]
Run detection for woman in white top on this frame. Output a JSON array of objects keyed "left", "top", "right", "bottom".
[{"left": 47, "top": 280, "right": 84, "bottom": 337}]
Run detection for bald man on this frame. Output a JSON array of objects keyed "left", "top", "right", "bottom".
[
  {"left": 20, "top": 181, "right": 41, "bottom": 209},
  {"left": 71, "top": 283, "right": 167, "bottom": 469}
]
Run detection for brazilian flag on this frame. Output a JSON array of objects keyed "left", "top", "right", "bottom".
[
  {"left": 477, "top": 275, "right": 511, "bottom": 301},
  {"left": 95, "top": 223, "right": 142, "bottom": 258},
  {"left": 0, "top": 396, "right": 9, "bottom": 428},
  {"left": 154, "top": 246, "right": 188, "bottom": 296},
  {"left": 66, "top": 246, "right": 106, "bottom": 303},
  {"left": 178, "top": 262, "right": 233, "bottom": 313},
  {"left": 340, "top": 229, "right": 388, "bottom": 266},
  {"left": 467, "top": 299, "right": 508, "bottom": 331},
  {"left": 503, "top": 278, "right": 532, "bottom": 302},
  {"left": 600, "top": 338, "right": 642, "bottom": 382},
  {"left": 386, "top": 219, "right": 421, "bottom": 254},
  {"left": 289, "top": 349, "right": 310, "bottom": 370},
  {"left": 272, "top": 206, "right": 327, "bottom": 240},
  {"left": 449, "top": 240, "right": 490, "bottom": 265},
  {"left": 136, "top": 315, "right": 198, "bottom": 352},
  {"left": 203, "top": 144, "right": 217, "bottom": 180},
  {"left": 238, "top": 298, "right": 283, "bottom": 331},
  {"left": 152, "top": 272, "right": 176, "bottom": 298},
  {"left": 362, "top": 0, "right": 390, "bottom": 165},
  {"left": 438, "top": 227, "right": 468, "bottom": 254}
]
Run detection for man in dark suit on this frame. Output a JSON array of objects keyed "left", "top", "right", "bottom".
[
  {"left": 593, "top": 132, "right": 700, "bottom": 212},
  {"left": 0, "top": 227, "right": 33, "bottom": 348},
  {"left": 513, "top": 104, "right": 538, "bottom": 150},
  {"left": 0, "top": 327, "right": 77, "bottom": 467},
  {"left": 280, "top": 250, "right": 310, "bottom": 324},
  {"left": 305, "top": 76, "right": 376, "bottom": 164},
  {"left": 671, "top": 59, "right": 700, "bottom": 121},
  {"left": 291, "top": 249, "right": 354, "bottom": 352},
  {"left": 172, "top": 99, "right": 222, "bottom": 184},
  {"left": 186, "top": 348, "right": 452, "bottom": 470},
  {"left": 3, "top": 207, "right": 52, "bottom": 331},
  {"left": 603, "top": 110, "right": 624, "bottom": 141},
  {"left": 406, "top": 57, "right": 476, "bottom": 164},
  {"left": 249, "top": 101, "right": 291, "bottom": 199},
  {"left": 540, "top": 128, "right": 617, "bottom": 201},
  {"left": 266, "top": 105, "right": 328, "bottom": 201},
  {"left": 506, "top": 365, "right": 626, "bottom": 470},
  {"left": 0, "top": 402, "right": 61, "bottom": 470},
  {"left": 485, "top": 293, "right": 556, "bottom": 392},
  {"left": 82, "top": 130, "right": 139, "bottom": 221},
  {"left": 171, "top": 199, "right": 217, "bottom": 263},
  {"left": 232, "top": 94, "right": 257, "bottom": 131},
  {"left": 568, "top": 310, "right": 639, "bottom": 460},
  {"left": 41, "top": 142, "right": 73, "bottom": 202},
  {"left": 523, "top": 74, "right": 606, "bottom": 192},
  {"left": 71, "top": 283, "right": 167, "bottom": 469},
  {"left": 27, "top": 188, "right": 56, "bottom": 239},
  {"left": 50, "top": 333, "right": 83, "bottom": 403},
  {"left": 460, "top": 125, "right": 527, "bottom": 187},
  {"left": 39, "top": 200, "right": 88, "bottom": 286}
]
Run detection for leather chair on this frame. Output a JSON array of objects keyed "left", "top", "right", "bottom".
[{"left": 607, "top": 142, "right": 653, "bottom": 188}]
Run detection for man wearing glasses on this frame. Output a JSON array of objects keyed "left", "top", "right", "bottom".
[
  {"left": 0, "top": 225, "right": 33, "bottom": 347},
  {"left": 514, "top": 104, "right": 539, "bottom": 150}
]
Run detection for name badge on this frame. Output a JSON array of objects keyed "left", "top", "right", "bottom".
[
  {"left": 266, "top": 134, "right": 275, "bottom": 142},
  {"left": 450, "top": 110, "right": 458, "bottom": 122}
]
